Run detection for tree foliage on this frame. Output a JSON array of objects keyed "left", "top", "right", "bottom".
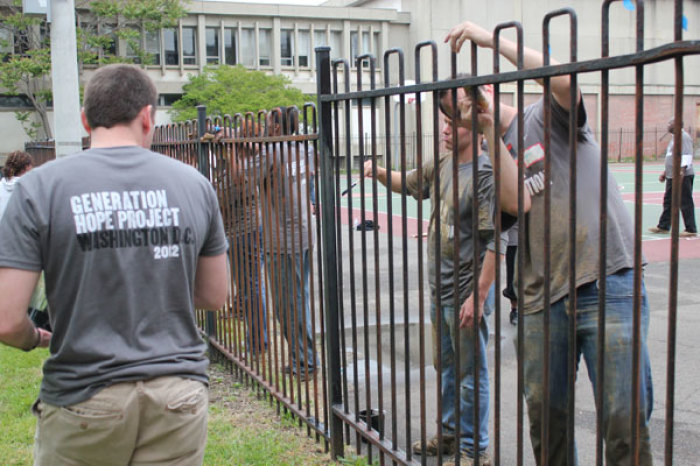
[
  {"left": 170, "top": 65, "right": 312, "bottom": 122},
  {"left": 0, "top": 0, "right": 187, "bottom": 139}
]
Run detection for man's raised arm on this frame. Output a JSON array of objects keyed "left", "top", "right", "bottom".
[{"left": 445, "top": 21, "right": 580, "bottom": 111}]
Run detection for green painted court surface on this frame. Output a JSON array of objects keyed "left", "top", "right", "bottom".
[{"left": 335, "top": 162, "right": 699, "bottom": 242}]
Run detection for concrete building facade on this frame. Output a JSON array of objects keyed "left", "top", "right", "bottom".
[{"left": 1, "top": 0, "right": 698, "bottom": 159}]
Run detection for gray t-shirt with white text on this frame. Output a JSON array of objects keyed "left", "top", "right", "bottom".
[
  {"left": 0, "top": 146, "right": 227, "bottom": 406},
  {"left": 502, "top": 98, "right": 635, "bottom": 314}
]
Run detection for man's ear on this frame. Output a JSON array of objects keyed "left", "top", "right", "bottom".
[
  {"left": 141, "top": 105, "right": 154, "bottom": 134},
  {"left": 81, "top": 109, "right": 91, "bottom": 134}
]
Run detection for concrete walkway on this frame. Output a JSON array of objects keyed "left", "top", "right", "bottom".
[{"left": 334, "top": 224, "right": 700, "bottom": 465}]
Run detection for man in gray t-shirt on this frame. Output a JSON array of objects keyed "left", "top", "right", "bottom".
[
  {"left": 0, "top": 65, "right": 228, "bottom": 465},
  {"left": 446, "top": 20, "right": 653, "bottom": 465},
  {"left": 649, "top": 118, "right": 696, "bottom": 236},
  {"left": 364, "top": 85, "right": 523, "bottom": 464}
]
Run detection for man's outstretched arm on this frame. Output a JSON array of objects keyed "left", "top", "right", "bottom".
[
  {"left": 363, "top": 160, "right": 404, "bottom": 194},
  {"left": 445, "top": 21, "right": 580, "bottom": 111}
]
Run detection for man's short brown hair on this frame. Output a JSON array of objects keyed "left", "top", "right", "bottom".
[{"left": 83, "top": 64, "right": 157, "bottom": 129}]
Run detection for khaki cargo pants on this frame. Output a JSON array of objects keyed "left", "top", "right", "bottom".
[{"left": 32, "top": 376, "right": 208, "bottom": 466}]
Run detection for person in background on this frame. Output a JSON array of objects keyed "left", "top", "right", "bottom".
[
  {"left": 649, "top": 118, "right": 696, "bottom": 237},
  {"left": 0, "top": 150, "right": 34, "bottom": 221},
  {"left": 260, "top": 106, "right": 319, "bottom": 381}
]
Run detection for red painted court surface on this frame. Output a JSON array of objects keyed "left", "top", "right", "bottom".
[{"left": 338, "top": 162, "right": 699, "bottom": 263}]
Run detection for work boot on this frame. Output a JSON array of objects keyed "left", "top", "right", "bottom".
[
  {"left": 648, "top": 226, "right": 669, "bottom": 234},
  {"left": 411, "top": 434, "right": 456, "bottom": 456},
  {"left": 443, "top": 451, "right": 492, "bottom": 466},
  {"left": 680, "top": 230, "right": 697, "bottom": 238}
]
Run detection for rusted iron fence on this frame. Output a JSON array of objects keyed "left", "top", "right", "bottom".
[
  {"left": 18, "top": 1, "right": 692, "bottom": 463},
  {"left": 23, "top": 138, "right": 90, "bottom": 166},
  {"left": 313, "top": 1, "right": 696, "bottom": 466},
  {"left": 151, "top": 105, "right": 330, "bottom": 444}
]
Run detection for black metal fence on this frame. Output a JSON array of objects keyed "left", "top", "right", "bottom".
[
  {"left": 313, "top": 1, "right": 696, "bottom": 466},
  {"left": 21, "top": 1, "right": 695, "bottom": 464}
]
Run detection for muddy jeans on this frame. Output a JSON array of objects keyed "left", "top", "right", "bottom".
[
  {"left": 431, "top": 298, "right": 490, "bottom": 455},
  {"left": 523, "top": 268, "right": 653, "bottom": 465},
  {"left": 32, "top": 376, "right": 208, "bottom": 466}
]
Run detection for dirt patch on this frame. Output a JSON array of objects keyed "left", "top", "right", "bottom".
[{"left": 208, "top": 360, "right": 335, "bottom": 465}]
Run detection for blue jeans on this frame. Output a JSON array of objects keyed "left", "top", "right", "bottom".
[
  {"left": 231, "top": 229, "right": 268, "bottom": 355},
  {"left": 267, "top": 250, "right": 318, "bottom": 370},
  {"left": 431, "top": 298, "right": 490, "bottom": 454},
  {"left": 523, "top": 268, "right": 653, "bottom": 465}
]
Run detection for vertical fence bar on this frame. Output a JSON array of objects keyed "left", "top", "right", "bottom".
[
  {"left": 315, "top": 45, "right": 344, "bottom": 460},
  {"left": 382, "top": 48, "right": 402, "bottom": 454},
  {"left": 631, "top": 2, "right": 646, "bottom": 463},
  {"left": 355, "top": 53, "right": 374, "bottom": 462},
  {"left": 198, "top": 105, "right": 218, "bottom": 339},
  {"left": 329, "top": 62, "right": 350, "bottom": 446},
  {"left": 469, "top": 42, "right": 484, "bottom": 466},
  {"left": 492, "top": 21, "right": 523, "bottom": 466},
  {"left": 413, "top": 41, "right": 437, "bottom": 466},
  {"left": 665, "top": 0, "right": 683, "bottom": 463},
  {"left": 448, "top": 51, "right": 463, "bottom": 465},
  {"left": 599, "top": 3, "right": 613, "bottom": 464},
  {"left": 543, "top": 9, "right": 578, "bottom": 466}
]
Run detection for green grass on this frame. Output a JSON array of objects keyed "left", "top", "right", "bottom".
[
  {"left": 0, "top": 345, "right": 332, "bottom": 465},
  {"left": 0, "top": 346, "right": 46, "bottom": 465}
]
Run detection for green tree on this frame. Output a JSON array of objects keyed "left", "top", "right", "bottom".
[
  {"left": 0, "top": 0, "right": 187, "bottom": 139},
  {"left": 170, "top": 65, "right": 311, "bottom": 121}
]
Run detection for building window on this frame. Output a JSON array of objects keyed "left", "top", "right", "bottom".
[
  {"left": 0, "top": 94, "right": 33, "bottom": 108},
  {"left": 330, "top": 31, "right": 342, "bottom": 60},
  {"left": 182, "top": 26, "right": 196, "bottom": 65},
  {"left": 259, "top": 29, "right": 271, "bottom": 66},
  {"left": 280, "top": 29, "right": 294, "bottom": 67},
  {"left": 313, "top": 30, "right": 326, "bottom": 49},
  {"left": 298, "top": 30, "right": 310, "bottom": 68},
  {"left": 315, "top": 29, "right": 342, "bottom": 61},
  {"left": 146, "top": 29, "right": 161, "bottom": 65},
  {"left": 158, "top": 94, "right": 182, "bottom": 107},
  {"left": 224, "top": 27, "right": 236, "bottom": 65},
  {"left": 373, "top": 31, "right": 381, "bottom": 62},
  {"left": 164, "top": 28, "right": 178, "bottom": 65},
  {"left": 101, "top": 24, "right": 117, "bottom": 56},
  {"left": 206, "top": 27, "right": 219, "bottom": 64},
  {"left": 124, "top": 27, "right": 142, "bottom": 63},
  {"left": 240, "top": 28, "right": 255, "bottom": 67},
  {"left": 351, "top": 29, "right": 374, "bottom": 67}
]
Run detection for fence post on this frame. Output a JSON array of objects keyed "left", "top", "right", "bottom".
[
  {"left": 655, "top": 127, "right": 659, "bottom": 161},
  {"left": 315, "top": 45, "right": 344, "bottom": 460}
]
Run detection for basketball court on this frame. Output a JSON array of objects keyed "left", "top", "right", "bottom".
[{"left": 336, "top": 161, "right": 699, "bottom": 263}]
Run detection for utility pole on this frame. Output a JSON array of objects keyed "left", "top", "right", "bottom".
[{"left": 50, "top": 0, "right": 82, "bottom": 157}]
